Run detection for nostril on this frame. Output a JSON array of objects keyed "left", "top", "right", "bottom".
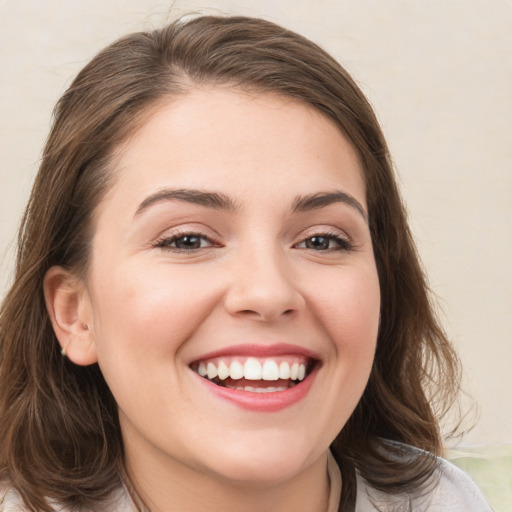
[
  {"left": 239, "top": 308, "right": 296, "bottom": 320},
  {"left": 240, "top": 309, "right": 259, "bottom": 315}
]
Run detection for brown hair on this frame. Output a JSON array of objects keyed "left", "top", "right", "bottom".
[{"left": 0, "top": 15, "right": 460, "bottom": 511}]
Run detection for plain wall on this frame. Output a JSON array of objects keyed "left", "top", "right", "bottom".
[{"left": 1, "top": 0, "right": 511, "bottom": 447}]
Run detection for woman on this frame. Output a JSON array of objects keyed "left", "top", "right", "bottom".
[{"left": 0, "top": 15, "right": 491, "bottom": 512}]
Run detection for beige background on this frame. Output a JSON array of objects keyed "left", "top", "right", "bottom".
[{"left": 1, "top": 0, "right": 511, "bottom": 449}]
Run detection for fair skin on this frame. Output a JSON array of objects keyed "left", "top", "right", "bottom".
[{"left": 45, "top": 88, "right": 380, "bottom": 512}]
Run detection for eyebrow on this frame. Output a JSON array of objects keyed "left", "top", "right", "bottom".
[
  {"left": 135, "top": 187, "right": 368, "bottom": 223},
  {"left": 135, "top": 188, "right": 239, "bottom": 216},
  {"left": 292, "top": 191, "right": 368, "bottom": 223}
]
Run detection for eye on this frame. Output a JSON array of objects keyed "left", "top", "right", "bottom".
[
  {"left": 296, "top": 233, "right": 352, "bottom": 252},
  {"left": 154, "top": 232, "right": 217, "bottom": 252}
]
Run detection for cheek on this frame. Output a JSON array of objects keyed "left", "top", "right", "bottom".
[
  {"left": 88, "top": 262, "right": 221, "bottom": 360},
  {"left": 298, "top": 264, "right": 380, "bottom": 442},
  {"left": 307, "top": 265, "right": 381, "bottom": 356}
]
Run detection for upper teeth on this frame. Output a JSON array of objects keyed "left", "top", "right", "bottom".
[{"left": 196, "top": 357, "right": 307, "bottom": 382}]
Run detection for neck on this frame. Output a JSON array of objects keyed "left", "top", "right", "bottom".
[{"left": 123, "top": 445, "right": 331, "bottom": 512}]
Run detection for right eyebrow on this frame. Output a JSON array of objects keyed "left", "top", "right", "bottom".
[{"left": 134, "top": 188, "right": 240, "bottom": 217}]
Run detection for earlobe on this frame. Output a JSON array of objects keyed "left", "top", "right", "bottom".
[{"left": 44, "top": 266, "right": 98, "bottom": 366}]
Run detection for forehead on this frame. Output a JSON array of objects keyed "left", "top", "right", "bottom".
[{"left": 103, "top": 88, "right": 366, "bottom": 212}]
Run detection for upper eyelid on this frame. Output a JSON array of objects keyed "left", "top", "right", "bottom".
[
  {"left": 153, "top": 224, "right": 221, "bottom": 242},
  {"left": 297, "top": 226, "right": 352, "bottom": 242}
]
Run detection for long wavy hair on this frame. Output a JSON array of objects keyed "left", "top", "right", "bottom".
[{"left": 0, "top": 15, "right": 460, "bottom": 511}]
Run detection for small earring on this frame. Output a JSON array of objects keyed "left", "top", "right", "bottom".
[{"left": 60, "top": 339, "right": 71, "bottom": 357}]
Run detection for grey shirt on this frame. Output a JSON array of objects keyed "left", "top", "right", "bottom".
[{"left": 0, "top": 451, "right": 493, "bottom": 511}]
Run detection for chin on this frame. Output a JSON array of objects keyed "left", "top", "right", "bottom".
[{"left": 201, "top": 431, "right": 323, "bottom": 485}]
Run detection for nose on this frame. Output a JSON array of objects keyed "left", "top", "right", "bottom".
[{"left": 223, "top": 246, "right": 305, "bottom": 322}]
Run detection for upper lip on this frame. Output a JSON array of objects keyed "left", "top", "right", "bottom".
[{"left": 189, "top": 343, "right": 321, "bottom": 365}]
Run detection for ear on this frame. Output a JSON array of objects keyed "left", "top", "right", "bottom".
[{"left": 44, "top": 266, "right": 98, "bottom": 366}]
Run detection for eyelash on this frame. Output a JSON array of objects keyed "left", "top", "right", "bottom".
[
  {"left": 153, "top": 230, "right": 353, "bottom": 253},
  {"left": 153, "top": 231, "right": 221, "bottom": 253},
  {"left": 294, "top": 232, "right": 354, "bottom": 252}
]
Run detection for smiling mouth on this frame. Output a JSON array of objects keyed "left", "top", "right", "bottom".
[{"left": 190, "top": 356, "right": 317, "bottom": 393}]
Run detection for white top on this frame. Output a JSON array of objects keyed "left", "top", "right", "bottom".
[
  {"left": 352, "top": 457, "right": 493, "bottom": 511},
  {"left": 0, "top": 451, "right": 493, "bottom": 511}
]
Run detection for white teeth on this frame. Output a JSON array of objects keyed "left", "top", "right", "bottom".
[
  {"left": 207, "top": 362, "right": 218, "bottom": 379},
  {"left": 278, "top": 361, "right": 291, "bottom": 379},
  {"left": 217, "top": 361, "right": 230, "bottom": 380},
  {"left": 262, "top": 360, "right": 279, "bottom": 381},
  {"left": 195, "top": 357, "right": 311, "bottom": 383},
  {"left": 244, "top": 358, "right": 262, "bottom": 380},
  {"left": 198, "top": 362, "right": 207, "bottom": 377},
  {"left": 244, "top": 386, "right": 284, "bottom": 394},
  {"left": 290, "top": 362, "right": 299, "bottom": 380},
  {"left": 229, "top": 360, "right": 244, "bottom": 380},
  {"left": 227, "top": 385, "right": 289, "bottom": 393}
]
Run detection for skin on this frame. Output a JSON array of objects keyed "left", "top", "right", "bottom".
[{"left": 45, "top": 88, "right": 381, "bottom": 512}]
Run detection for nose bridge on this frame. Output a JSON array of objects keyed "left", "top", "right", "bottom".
[{"left": 224, "top": 237, "right": 303, "bottom": 320}]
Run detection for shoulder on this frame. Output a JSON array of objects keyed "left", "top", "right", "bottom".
[
  {"left": 0, "top": 485, "right": 27, "bottom": 512},
  {"left": 355, "top": 444, "right": 493, "bottom": 512},
  {"left": 428, "top": 457, "right": 493, "bottom": 511},
  {"left": 0, "top": 484, "right": 136, "bottom": 512}
]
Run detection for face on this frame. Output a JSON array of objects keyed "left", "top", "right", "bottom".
[{"left": 78, "top": 89, "right": 380, "bottom": 486}]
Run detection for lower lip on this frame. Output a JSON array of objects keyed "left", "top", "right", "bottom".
[{"left": 195, "top": 367, "right": 318, "bottom": 412}]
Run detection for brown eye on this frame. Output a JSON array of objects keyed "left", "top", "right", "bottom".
[
  {"left": 156, "top": 233, "right": 215, "bottom": 251},
  {"left": 296, "top": 233, "right": 353, "bottom": 252},
  {"left": 305, "top": 236, "right": 331, "bottom": 250},
  {"left": 173, "top": 234, "right": 203, "bottom": 250}
]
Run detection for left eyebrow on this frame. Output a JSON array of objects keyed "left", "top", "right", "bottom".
[{"left": 292, "top": 191, "right": 368, "bottom": 224}]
